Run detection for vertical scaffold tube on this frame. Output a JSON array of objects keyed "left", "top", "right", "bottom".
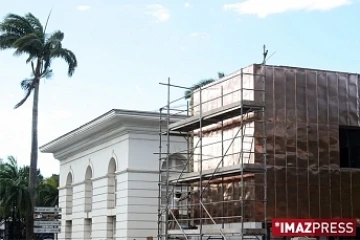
[
  {"left": 158, "top": 108, "right": 163, "bottom": 240},
  {"left": 240, "top": 69, "right": 244, "bottom": 239},
  {"left": 165, "top": 77, "right": 171, "bottom": 240}
]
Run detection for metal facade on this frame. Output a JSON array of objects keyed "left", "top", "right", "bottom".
[{"left": 262, "top": 65, "right": 360, "bottom": 220}]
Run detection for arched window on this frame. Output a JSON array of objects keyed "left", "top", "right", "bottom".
[
  {"left": 65, "top": 172, "right": 73, "bottom": 215},
  {"left": 107, "top": 158, "right": 117, "bottom": 240},
  {"left": 107, "top": 158, "right": 117, "bottom": 209},
  {"left": 85, "top": 166, "right": 93, "bottom": 212},
  {"left": 65, "top": 172, "right": 73, "bottom": 240}
]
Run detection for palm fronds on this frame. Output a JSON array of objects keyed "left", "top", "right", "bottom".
[
  {"left": 0, "top": 157, "right": 58, "bottom": 217},
  {"left": 0, "top": 12, "right": 78, "bottom": 107},
  {"left": 184, "top": 72, "right": 226, "bottom": 100}
]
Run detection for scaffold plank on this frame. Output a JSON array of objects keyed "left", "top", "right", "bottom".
[
  {"left": 167, "top": 227, "right": 266, "bottom": 235},
  {"left": 168, "top": 163, "right": 266, "bottom": 184},
  {"left": 168, "top": 101, "right": 265, "bottom": 132}
]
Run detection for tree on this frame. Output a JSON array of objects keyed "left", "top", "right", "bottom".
[
  {"left": 0, "top": 156, "right": 58, "bottom": 239},
  {"left": 0, "top": 156, "right": 43, "bottom": 239},
  {"left": 184, "top": 72, "right": 225, "bottom": 100},
  {"left": 0, "top": 12, "right": 77, "bottom": 239},
  {"left": 0, "top": 156, "right": 31, "bottom": 219},
  {"left": 38, "top": 174, "right": 59, "bottom": 207}
]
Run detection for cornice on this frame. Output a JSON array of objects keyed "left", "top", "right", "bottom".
[
  {"left": 40, "top": 109, "right": 118, "bottom": 152},
  {"left": 54, "top": 126, "right": 171, "bottom": 161},
  {"left": 40, "top": 109, "right": 186, "bottom": 160},
  {"left": 54, "top": 126, "right": 128, "bottom": 161}
]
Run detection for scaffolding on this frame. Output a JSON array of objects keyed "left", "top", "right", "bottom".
[{"left": 157, "top": 64, "right": 267, "bottom": 240}]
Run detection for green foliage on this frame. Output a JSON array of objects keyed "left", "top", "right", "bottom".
[
  {"left": 184, "top": 72, "right": 225, "bottom": 99},
  {"left": 0, "top": 156, "right": 33, "bottom": 218},
  {"left": 38, "top": 174, "right": 59, "bottom": 207},
  {"left": 0, "top": 156, "right": 59, "bottom": 219}
]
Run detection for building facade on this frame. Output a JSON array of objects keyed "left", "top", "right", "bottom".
[
  {"left": 40, "top": 109, "right": 186, "bottom": 240},
  {"left": 158, "top": 64, "right": 360, "bottom": 239}
]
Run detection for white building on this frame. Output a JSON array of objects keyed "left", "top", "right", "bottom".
[{"left": 40, "top": 109, "right": 186, "bottom": 240}]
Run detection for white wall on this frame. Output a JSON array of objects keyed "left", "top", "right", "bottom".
[{"left": 57, "top": 126, "right": 186, "bottom": 239}]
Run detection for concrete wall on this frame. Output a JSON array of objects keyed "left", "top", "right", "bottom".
[{"left": 58, "top": 127, "right": 186, "bottom": 239}]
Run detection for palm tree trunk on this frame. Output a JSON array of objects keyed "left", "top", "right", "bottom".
[
  {"left": 26, "top": 77, "right": 40, "bottom": 240},
  {"left": 12, "top": 202, "right": 16, "bottom": 240}
]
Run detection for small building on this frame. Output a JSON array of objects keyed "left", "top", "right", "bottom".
[{"left": 40, "top": 109, "right": 186, "bottom": 240}]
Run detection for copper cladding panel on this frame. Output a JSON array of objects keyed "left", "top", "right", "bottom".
[
  {"left": 254, "top": 64, "right": 360, "bottom": 221},
  {"left": 190, "top": 64, "right": 360, "bottom": 224}
]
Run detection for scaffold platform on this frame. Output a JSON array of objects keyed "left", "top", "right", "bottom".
[
  {"left": 168, "top": 163, "right": 266, "bottom": 184},
  {"left": 168, "top": 227, "right": 267, "bottom": 236},
  {"left": 168, "top": 101, "right": 265, "bottom": 132}
]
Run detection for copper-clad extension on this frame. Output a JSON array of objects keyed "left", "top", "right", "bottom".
[
  {"left": 192, "top": 64, "right": 360, "bottom": 222},
  {"left": 159, "top": 64, "right": 360, "bottom": 239},
  {"left": 256, "top": 64, "right": 360, "bottom": 221}
]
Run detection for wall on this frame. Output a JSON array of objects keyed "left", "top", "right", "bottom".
[
  {"left": 57, "top": 125, "right": 187, "bottom": 239},
  {"left": 261, "top": 65, "right": 360, "bottom": 220},
  {"left": 189, "top": 65, "right": 264, "bottom": 224},
  {"left": 123, "top": 131, "right": 186, "bottom": 239},
  {"left": 191, "top": 66, "right": 257, "bottom": 172},
  {"left": 58, "top": 133, "right": 129, "bottom": 240},
  {"left": 188, "top": 64, "right": 360, "bottom": 226}
]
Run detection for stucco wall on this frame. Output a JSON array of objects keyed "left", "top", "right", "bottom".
[{"left": 57, "top": 125, "right": 186, "bottom": 239}]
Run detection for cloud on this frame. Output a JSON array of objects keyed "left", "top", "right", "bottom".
[
  {"left": 223, "top": 0, "right": 351, "bottom": 18},
  {"left": 184, "top": 2, "right": 190, "bottom": 8},
  {"left": 190, "top": 32, "right": 209, "bottom": 40},
  {"left": 77, "top": 5, "right": 91, "bottom": 11},
  {"left": 146, "top": 4, "right": 170, "bottom": 22}
]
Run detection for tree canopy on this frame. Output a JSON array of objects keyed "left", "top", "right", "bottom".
[
  {"left": 0, "top": 12, "right": 78, "bottom": 109},
  {"left": 0, "top": 156, "right": 59, "bottom": 239}
]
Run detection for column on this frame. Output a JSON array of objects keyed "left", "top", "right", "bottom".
[
  {"left": 58, "top": 187, "right": 67, "bottom": 240},
  {"left": 118, "top": 171, "right": 158, "bottom": 239},
  {"left": 91, "top": 176, "right": 113, "bottom": 239},
  {"left": 71, "top": 183, "right": 88, "bottom": 239}
]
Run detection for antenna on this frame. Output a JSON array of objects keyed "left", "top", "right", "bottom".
[
  {"left": 262, "top": 44, "right": 268, "bottom": 65},
  {"left": 265, "top": 50, "right": 276, "bottom": 63}
]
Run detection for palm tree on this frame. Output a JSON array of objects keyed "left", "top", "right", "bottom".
[
  {"left": 0, "top": 156, "right": 43, "bottom": 239},
  {"left": 0, "top": 12, "right": 78, "bottom": 239},
  {"left": 0, "top": 156, "right": 31, "bottom": 219},
  {"left": 184, "top": 72, "right": 225, "bottom": 100},
  {"left": 38, "top": 174, "right": 59, "bottom": 207}
]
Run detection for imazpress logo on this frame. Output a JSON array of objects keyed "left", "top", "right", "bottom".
[{"left": 272, "top": 218, "right": 356, "bottom": 237}]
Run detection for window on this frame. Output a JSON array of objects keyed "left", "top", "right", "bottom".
[
  {"left": 65, "top": 220, "right": 72, "bottom": 240},
  {"left": 66, "top": 173, "right": 73, "bottom": 215},
  {"left": 107, "top": 216, "right": 116, "bottom": 240},
  {"left": 84, "top": 219, "right": 92, "bottom": 239},
  {"left": 339, "top": 127, "right": 360, "bottom": 168},
  {"left": 85, "top": 166, "right": 93, "bottom": 212},
  {"left": 108, "top": 158, "right": 117, "bottom": 209},
  {"left": 113, "top": 216, "right": 116, "bottom": 240}
]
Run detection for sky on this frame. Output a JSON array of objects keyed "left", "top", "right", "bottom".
[{"left": 0, "top": 0, "right": 360, "bottom": 177}]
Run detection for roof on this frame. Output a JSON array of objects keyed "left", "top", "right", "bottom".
[{"left": 39, "top": 108, "right": 185, "bottom": 156}]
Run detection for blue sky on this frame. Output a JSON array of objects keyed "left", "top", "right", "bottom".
[{"left": 0, "top": 0, "right": 359, "bottom": 177}]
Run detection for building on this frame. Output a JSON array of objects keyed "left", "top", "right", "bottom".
[
  {"left": 158, "top": 64, "right": 360, "bottom": 239},
  {"left": 40, "top": 109, "right": 186, "bottom": 240}
]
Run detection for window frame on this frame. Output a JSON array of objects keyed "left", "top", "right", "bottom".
[{"left": 339, "top": 126, "right": 360, "bottom": 169}]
